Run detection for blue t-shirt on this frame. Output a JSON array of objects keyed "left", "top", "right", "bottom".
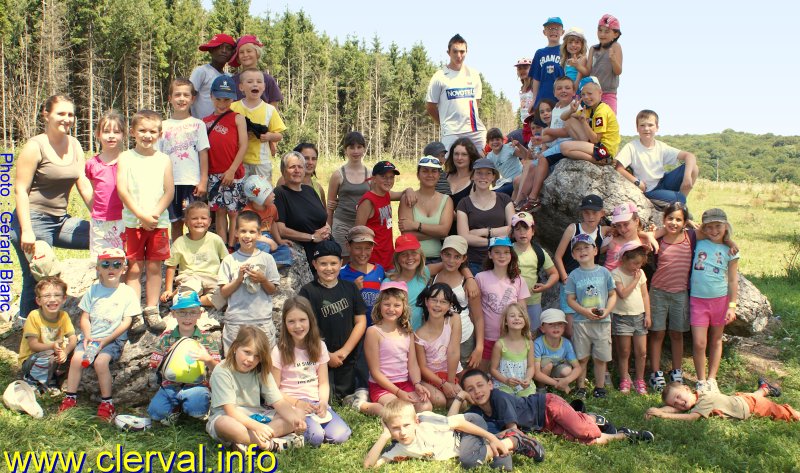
[
  {"left": 487, "top": 144, "right": 523, "bottom": 187},
  {"left": 533, "top": 336, "right": 577, "bottom": 367},
  {"left": 690, "top": 240, "right": 739, "bottom": 299},
  {"left": 466, "top": 388, "right": 546, "bottom": 434},
  {"left": 384, "top": 267, "right": 430, "bottom": 331},
  {"left": 564, "top": 65, "right": 578, "bottom": 82},
  {"left": 528, "top": 45, "right": 563, "bottom": 105},
  {"left": 565, "top": 265, "right": 616, "bottom": 323},
  {"left": 340, "top": 264, "right": 386, "bottom": 326}
]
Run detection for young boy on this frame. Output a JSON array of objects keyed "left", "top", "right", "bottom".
[
  {"left": 340, "top": 226, "right": 385, "bottom": 324},
  {"left": 533, "top": 309, "right": 581, "bottom": 394},
  {"left": 147, "top": 290, "right": 220, "bottom": 425},
  {"left": 59, "top": 248, "right": 141, "bottom": 420},
  {"left": 116, "top": 110, "right": 174, "bottom": 333},
  {"left": 242, "top": 175, "right": 293, "bottom": 267},
  {"left": 560, "top": 77, "right": 620, "bottom": 167},
  {"left": 485, "top": 128, "right": 523, "bottom": 196},
  {"left": 355, "top": 161, "right": 399, "bottom": 271},
  {"left": 647, "top": 379, "right": 799, "bottom": 422},
  {"left": 217, "top": 210, "right": 280, "bottom": 353},
  {"left": 230, "top": 69, "right": 287, "bottom": 183},
  {"left": 528, "top": 17, "right": 565, "bottom": 106},
  {"left": 365, "top": 399, "right": 543, "bottom": 469},
  {"left": 19, "top": 277, "right": 77, "bottom": 393},
  {"left": 565, "top": 233, "right": 617, "bottom": 399},
  {"left": 204, "top": 74, "right": 248, "bottom": 248},
  {"left": 454, "top": 369, "right": 653, "bottom": 444},
  {"left": 190, "top": 33, "right": 236, "bottom": 120},
  {"left": 160, "top": 201, "right": 228, "bottom": 309},
  {"left": 614, "top": 109, "right": 700, "bottom": 207},
  {"left": 511, "top": 211, "right": 558, "bottom": 328},
  {"left": 299, "top": 240, "right": 367, "bottom": 400}
]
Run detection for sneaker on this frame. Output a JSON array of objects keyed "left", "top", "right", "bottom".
[
  {"left": 343, "top": 388, "right": 368, "bottom": 411},
  {"left": 707, "top": 379, "right": 719, "bottom": 393},
  {"left": 669, "top": 369, "right": 684, "bottom": 384},
  {"left": 270, "top": 433, "right": 304, "bottom": 452},
  {"left": 97, "top": 401, "right": 116, "bottom": 422},
  {"left": 592, "top": 387, "right": 607, "bottom": 399},
  {"left": 128, "top": 315, "right": 146, "bottom": 336},
  {"left": 695, "top": 380, "right": 709, "bottom": 392},
  {"left": 574, "top": 388, "right": 587, "bottom": 399},
  {"left": 649, "top": 371, "right": 666, "bottom": 392},
  {"left": 758, "top": 377, "right": 782, "bottom": 397},
  {"left": 160, "top": 411, "right": 181, "bottom": 426},
  {"left": 143, "top": 306, "right": 166, "bottom": 333},
  {"left": 589, "top": 414, "right": 617, "bottom": 434},
  {"left": 499, "top": 428, "right": 544, "bottom": 462},
  {"left": 619, "top": 427, "right": 655, "bottom": 443},
  {"left": 618, "top": 378, "right": 632, "bottom": 394},
  {"left": 59, "top": 396, "right": 77, "bottom": 412},
  {"left": 633, "top": 379, "right": 648, "bottom": 395}
]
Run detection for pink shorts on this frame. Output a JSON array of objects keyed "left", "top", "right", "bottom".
[
  {"left": 368, "top": 380, "right": 414, "bottom": 402},
  {"left": 482, "top": 339, "right": 497, "bottom": 361},
  {"left": 123, "top": 227, "right": 171, "bottom": 261},
  {"left": 690, "top": 296, "right": 729, "bottom": 327},
  {"left": 601, "top": 92, "right": 617, "bottom": 114}
]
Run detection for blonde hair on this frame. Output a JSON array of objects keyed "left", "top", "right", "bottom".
[
  {"left": 560, "top": 35, "right": 587, "bottom": 68},
  {"left": 500, "top": 302, "right": 530, "bottom": 336},
  {"left": 223, "top": 326, "right": 273, "bottom": 385},
  {"left": 372, "top": 288, "right": 412, "bottom": 332},
  {"left": 130, "top": 109, "right": 162, "bottom": 130},
  {"left": 278, "top": 296, "right": 323, "bottom": 365},
  {"left": 381, "top": 398, "right": 416, "bottom": 425},
  {"left": 238, "top": 42, "right": 263, "bottom": 61},
  {"left": 389, "top": 247, "right": 428, "bottom": 283}
]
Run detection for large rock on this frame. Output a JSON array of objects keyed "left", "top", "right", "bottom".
[
  {"left": 57, "top": 242, "right": 313, "bottom": 406},
  {"left": 728, "top": 275, "right": 772, "bottom": 336}
]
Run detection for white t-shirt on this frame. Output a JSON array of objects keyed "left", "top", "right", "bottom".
[
  {"left": 158, "top": 117, "right": 210, "bottom": 186},
  {"left": 217, "top": 249, "right": 280, "bottom": 325},
  {"left": 189, "top": 64, "right": 222, "bottom": 120},
  {"left": 425, "top": 65, "right": 486, "bottom": 137},
  {"left": 611, "top": 268, "right": 647, "bottom": 315},
  {"left": 550, "top": 104, "right": 571, "bottom": 130},
  {"left": 381, "top": 412, "right": 459, "bottom": 462},
  {"left": 78, "top": 283, "right": 141, "bottom": 340},
  {"left": 615, "top": 139, "right": 681, "bottom": 191},
  {"left": 119, "top": 149, "right": 171, "bottom": 228}
]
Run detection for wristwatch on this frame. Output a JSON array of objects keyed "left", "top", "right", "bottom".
[
  {"left": 634, "top": 179, "right": 641, "bottom": 188},
  {"left": 311, "top": 234, "right": 316, "bottom": 242}
]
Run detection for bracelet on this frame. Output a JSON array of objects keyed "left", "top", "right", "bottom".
[
  {"left": 729, "top": 302, "right": 737, "bottom": 308},
  {"left": 394, "top": 387, "right": 401, "bottom": 395},
  {"left": 465, "top": 276, "right": 475, "bottom": 280},
  {"left": 418, "top": 222, "right": 422, "bottom": 232},
  {"left": 487, "top": 227, "right": 492, "bottom": 239}
]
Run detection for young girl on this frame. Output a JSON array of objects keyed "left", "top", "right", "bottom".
[
  {"left": 432, "top": 235, "right": 485, "bottom": 368},
  {"left": 475, "top": 236, "right": 530, "bottom": 371},
  {"left": 588, "top": 14, "right": 623, "bottom": 113},
  {"left": 206, "top": 326, "right": 306, "bottom": 452},
  {"left": 560, "top": 27, "right": 589, "bottom": 88},
  {"left": 511, "top": 212, "right": 559, "bottom": 330},
  {"left": 690, "top": 209, "right": 739, "bottom": 393},
  {"left": 85, "top": 111, "right": 126, "bottom": 256},
  {"left": 328, "top": 131, "right": 370, "bottom": 261},
  {"left": 384, "top": 234, "right": 430, "bottom": 330},
  {"left": 414, "top": 283, "right": 463, "bottom": 407},
  {"left": 611, "top": 243, "right": 651, "bottom": 395},
  {"left": 363, "top": 282, "right": 432, "bottom": 415},
  {"left": 604, "top": 202, "right": 656, "bottom": 271},
  {"left": 490, "top": 303, "right": 535, "bottom": 397},
  {"left": 514, "top": 100, "right": 554, "bottom": 210},
  {"left": 272, "top": 296, "right": 351, "bottom": 447}
]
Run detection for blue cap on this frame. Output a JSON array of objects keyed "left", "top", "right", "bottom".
[
  {"left": 578, "top": 76, "right": 601, "bottom": 93},
  {"left": 172, "top": 290, "right": 202, "bottom": 310},
  {"left": 570, "top": 233, "right": 596, "bottom": 249},
  {"left": 543, "top": 17, "right": 563, "bottom": 26},
  {"left": 488, "top": 236, "right": 513, "bottom": 248},
  {"left": 210, "top": 75, "right": 238, "bottom": 100}
]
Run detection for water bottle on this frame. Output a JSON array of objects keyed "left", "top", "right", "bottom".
[
  {"left": 250, "top": 413, "right": 271, "bottom": 424},
  {"left": 81, "top": 340, "right": 101, "bottom": 368}
]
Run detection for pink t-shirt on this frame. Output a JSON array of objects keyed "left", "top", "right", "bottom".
[
  {"left": 651, "top": 231, "right": 693, "bottom": 293},
  {"left": 475, "top": 271, "right": 530, "bottom": 342},
  {"left": 369, "top": 327, "right": 410, "bottom": 383},
  {"left": 85, "top": 155, "right": 123, "bottom": 221},
  {"left": 271, "top": 341, "right": 330, "bottom": 402}
]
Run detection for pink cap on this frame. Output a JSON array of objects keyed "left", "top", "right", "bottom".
[
  {"left": 512, "top": 211, "right": 534, "bottom": 227},
  {"left": 618, "top": 240, "right": 643, "bottom": 258},
  {"left": 380, "top": 281, "right": 408, "bottom": 293},
  {"left": 514, "top": 57, "right": 532, "bottom": 67},
  {"left": 599, "top": 14, "right": 621, "bottom": 31},
  {"left": 611, "top": 203, "right": 638, "bottom": 224},
  {"left": 229, "top": 34, "right": 264, "bottom": 67}
]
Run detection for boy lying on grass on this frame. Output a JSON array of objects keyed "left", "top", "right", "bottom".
[{"left": 646, "top": 377, "right": 800, "bottom": 422}]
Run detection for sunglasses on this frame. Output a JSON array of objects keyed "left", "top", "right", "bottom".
[
  {"left": 99, "top": 261, "right": 124, "bottom": 269},
  {"left": 419, "top": 157, "right": 441, "bottom": 166}
]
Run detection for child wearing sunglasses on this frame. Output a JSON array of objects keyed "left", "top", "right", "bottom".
[{"left": 60, "top": 248, "right": 142, "bottom": 421}]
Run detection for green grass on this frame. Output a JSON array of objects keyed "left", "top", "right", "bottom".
[{"left": 2, "top": 162, "right": 800, "bottom": 472}]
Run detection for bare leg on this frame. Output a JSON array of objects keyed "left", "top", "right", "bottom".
[
  {"left": 594, "top": 360, "right": 608, "bottom": 388},
  {"left": 527, "top": 159, "right": 550, "bottom": 201},
  {"left": 125, "top": 260, "right": 144, "bottom": 302},
  {"left": 215, "top": 209, "right": 228, "bottom": 246},
  {"left": 577, "top": 358, "right": 590, "bottom": 389},
  {"left": 616, "top": 335, "right": 632, "bottom": 382},
  {"left": 65, "top": 351, "right": 85, "bottom": 393},
  {"left": 561, "top": 141, "right": 596, "bottom": 162},
  {"left": 668, "top": 330, "right": 685, "bottom": 371},
  {"left": 171, "top": 220, "right": 184, "bottom": 242},
  {"left": 648, "top": 330, "right": 665, "bottom": 373},
  {"left": 422, "top": 382, "right": 447, "bottom": 408},
  {"left": 145, "top": 260, "right": 162, "bottom": 308},
  {"left": 691, "top": 326, "right": 709, "bottom": 381},
  {"left": 94, "top": 353, "right": 113, "bottom": 398},
  {"left": 633, "top": 334, "right": 647, "bottom": 381},
  {"left": 564, "top": 117, "right": 589, "bottom": 142},
  {"left": 706, "top": 325, "right": 725, "bottom": 380}
]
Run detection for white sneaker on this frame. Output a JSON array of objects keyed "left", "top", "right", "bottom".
[
  {"left": 343, "top": 388, "right": 368, "bottom": 411},
  {"left": 707, "top": 378, "right": 719, "bottom": 393},
  {"left": 271, "top": 433, "right": 304, "bottom": 452},
  {"left": 696, "top": 380, "right": 709, "bottom": 392}
]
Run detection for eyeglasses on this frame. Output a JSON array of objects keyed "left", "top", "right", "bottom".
[
  {"left": 545, "top": 26, "right": 562, "bottom": 32},
  {"left": 38, "top": 293, "right": 64, "bottom": 300},
  {"left": 100, "top": 261, "right": 124, "bottom": 269},
  {"left": 174, "top": 310, "right": 202, "bottom": 317}
]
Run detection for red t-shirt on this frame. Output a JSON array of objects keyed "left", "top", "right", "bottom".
[
  {"left": 203, "top": 111, "right": 245, "bottom": 178},
  {"left": 358, "top": 191, "right": 393, "bottom": 270}
]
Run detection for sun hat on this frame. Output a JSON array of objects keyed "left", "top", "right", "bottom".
[
  {"left": 611, "top": 203, "right": 638, "bottom": 224},
  {"left": 488, "top": 236, "right": 513, "bottom": 248},
  {"left": 417, "top": 156, "right": 442, "bottom": 169},
  {"left": 228, "top": 34, "right": 263, "bottom": 67},
  {"left": 172, "top": 290, "right": 202, "bottom": 310},
  {"left": 442, "top": 235, "right": 468, "bottom": 255},
  {"left": 210, "top": 75, "right": 238, "bottom": 100},
  {"left": 380, "top": 280, "right": 408, "bottom": 293},
  {"left": 599, "top": 14, "right": 621, "bottom": 32},
  {"left": 199, "top": 33, "right": 236, "bottom": 52},
  {"left": 395, "top": 234, "right": 421, "bottom": 253},
  {"left": 540, "top": 308, "right": 567, "bottom": 326},
  {"left": 512, "top": 212, "right": 534, "bottom": 227},
  {"left": 347, "top": 225, "right": 375, "bottom": 244},
  {"left": 26, "top": 241, "right": 61, "bottom": 281},
  {"left": 243, "top": 175, "right": 274, "bottom": 206},
  {"left": 3, "top": 381, "right": 43, "bottom": 418}
]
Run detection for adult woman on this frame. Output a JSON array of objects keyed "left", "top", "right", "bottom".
[
  {"left": 443, "top": 138, "right": 480, "bottom": 235},
  {"left": 397, "top": 156, "right": 453, "bottom": 263},
  {"left": 228, "top": 35, "right": 283, "bottom": 106},
  {"left": 10, "top": 95, "right": 93, "bottom": 324},
  {"left": 456, "top": 159, "right": 514, "bottom": 275},
  {"left": 273, "top": 151, "right": 330, "bottom": 266},
  {"left": 277, "top": 143, "right": 326, "bottom": 206}
]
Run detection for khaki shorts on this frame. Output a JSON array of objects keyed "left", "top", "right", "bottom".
[
  {"left": 331, "top": 219, "right": 352, "bottom": 257},
  {"left": 175, "top": 273, "right": 226, "bottom": 310},
  {"left": 649, "top": 288, "right": 689, "bottom": 332},
  {"left": 572, "top": 322, "right": 612, "bottom": 362},
  {"left": 244, "top": 160, "right": 272, "bottom": 184},
  {"left": 460, "top": 332, "right": 476, "bottom": 367},
  {"left": 611, "top": 313, "right": 648, "bottom": 336},
  {"left": 222, "top": 322, "right": 277, "bottom": 355}
]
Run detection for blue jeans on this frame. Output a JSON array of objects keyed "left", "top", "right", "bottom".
[
  {"left": 10, "top": 210, "right": 90, "bottom": 320},
  {"left": 468, "top": 261, "right": 484, "bottom": 277},
  {"left": 147, "top": 385, "right": 210, "bottom": 420},
  {"left": 644, "top": 165, "right": 687, "bottom": 205},
  {"left": 237, "top": 231, "right": 294, "bottom": 266},
  {"left": 303, "top": 405, "right": 352, "bottom": 447},
  {"left": 494, "top": 182, "right": 515, "bottom": 196}
]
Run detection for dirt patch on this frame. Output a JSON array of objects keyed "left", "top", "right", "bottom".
[{"left": 731, "top": 331, "right": 789, "bottom": 378}]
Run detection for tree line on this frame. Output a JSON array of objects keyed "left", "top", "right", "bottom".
[{"left": 0, "top": 0, "right": 515, "bottom": 158}]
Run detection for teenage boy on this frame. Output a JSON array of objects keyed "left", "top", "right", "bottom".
[
  {"left": 565, "top": 233, "right": 617, "bottom": 399},
  {"left": 355, "top": 161, "right": 399, "bottom": 271},
  {"left": 299, "top": 240, "right": 367, "bottom": 400},
  {"left": 425, "top": 34, "right": 487, "bottom": 152},
  {"left": 190, "top": 34, "right": 236, "bottom": 120},
  {"left": 528, "top": 17, "right": 565, "bottom": 106},
  {"left": 217, "top": 210, "right": 280, "bottom": 353},
  {"left": 560, "top": 77, "right": 620, "bottom": 167},
  {"left": 614, "top": 109, "right": 700, "bottom": 207}
]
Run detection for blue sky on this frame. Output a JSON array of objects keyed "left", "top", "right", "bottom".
[{"left": 244, "top": 1, "right": 799, "bottom": 136}]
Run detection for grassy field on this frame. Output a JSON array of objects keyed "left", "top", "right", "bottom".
[{"left": 1, "top": 158, "right": 799, "bottom": 472}]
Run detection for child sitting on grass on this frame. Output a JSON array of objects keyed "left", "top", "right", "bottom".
[
  {"left": 533, "top": 309, "right": 581, "bottom": 394},
  {"left": 490, "top": 303, "right": 535, "bottom": 397},
  {"left": 646, "top": 378, "right": 799, "bottom": 422}
]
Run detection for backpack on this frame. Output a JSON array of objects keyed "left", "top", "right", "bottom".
[
  {"left": 157, "top": 337, "right": 206, "bottom": 385},
  {"left": 532, "top": 242, "right": 547, "bottom": 282}
]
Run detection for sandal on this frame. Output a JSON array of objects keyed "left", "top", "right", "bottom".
[
  {"left": 522, "top": 199, "right": 542, "bottom": 212},
  {"left": 514, "top": 198, "right": 529, "bottom": 211}
]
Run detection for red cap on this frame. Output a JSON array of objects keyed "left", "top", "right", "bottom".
[
  {"left": 394, "top": 234, "right": 421, "bottom": 253},
  {"left": 98, "top": 248, "right": 126, "bottom": 260},
  {"left": 599, "top": 14, "right": 621, "bottom": 31},
  {"left": 229, "top": 35, "right": 264, "bottom": 67},
  {"left": 199, "top": 33, "right": 236, "bottom": 52}
]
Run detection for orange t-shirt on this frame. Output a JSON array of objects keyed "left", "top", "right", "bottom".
[{"left": 244, "top": 203, "right": 278, "bottom": 232}]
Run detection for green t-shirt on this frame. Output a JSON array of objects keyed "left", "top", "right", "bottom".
[
  {"left": 165, "top": 231, "right": 229, "bottom": 276},
  {"left": 516, "top": 244, "right": 554, "bottom": 305},
  {"left": 209, "top": 363, "right": 282, "bottom": 417}
]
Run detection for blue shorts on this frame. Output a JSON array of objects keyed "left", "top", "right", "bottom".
[
  {"left": 75, "top": 336, "right": 126, "bottom": 363},
  {"left": 168, "top": 185, "right": 197, "bottom": 222}
]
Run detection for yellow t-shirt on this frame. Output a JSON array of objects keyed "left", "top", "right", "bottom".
[
  {"left": 165, "top": 231, "right": 229, "bottom": 276},
  {"left": 583, "top": 102, "right": 620, "bottom": 156},
  {"left": 19, "top": 310, "right": 75, "bottom": 362},
  {"left": 516, "top": 244, "right": 555, "bottom": 306},
  {"left": 230, "top": 100, "right": 287, "bottom": 165}
]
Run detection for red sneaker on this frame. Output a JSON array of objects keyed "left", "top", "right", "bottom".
[
  {"left": 97, "top": 401, "right": 116, "bottom": 422},
  {"left": 59, "top": 397, "right": 77, "bottom": 412}
]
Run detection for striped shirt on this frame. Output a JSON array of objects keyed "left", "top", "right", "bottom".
[{"left": 651, "top": 231, "right": 693, "bottom": 292}]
